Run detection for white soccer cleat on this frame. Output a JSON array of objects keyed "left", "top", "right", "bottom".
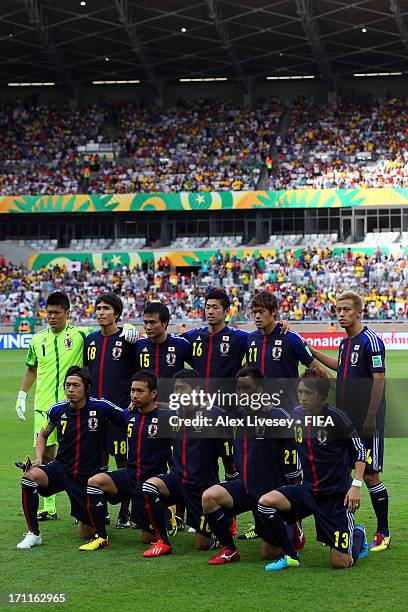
[
  {"left": 188, "top": 527, "right": 196, "bottom": 534},
  {"left": 17, "top": 532, "right": 42, "bottom": 549}
]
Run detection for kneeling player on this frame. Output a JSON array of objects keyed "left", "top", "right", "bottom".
[
  {"left": 202, "top": 366, "right": 301, "bottom": 565},
  {"left": 81, "top": 371, "right": 172, "bottom": 550},
  {"left": 141, "top": 369, "right": 226, "bottom": 557},
  {"left": 17, "top": 367, "right": 126, "bottom": 549},
  {"left": 258, "top": 369, "right": 368, "bottom": 571}
]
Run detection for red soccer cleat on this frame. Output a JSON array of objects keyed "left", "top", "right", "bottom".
[
  {"left": 208, "top": 547, "right": 240, "bottom": 565},
  {"left": 143, "top": 540, "right": 172, "bottom": 557},
  {"left": 293, "top": 522, "right": 306, "bottom": 551},
  {"left": 229, "top": 517, "right": 238, "bottom": 538}
]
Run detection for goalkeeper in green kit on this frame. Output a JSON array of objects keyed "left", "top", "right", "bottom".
[{"left": 15, "top": 291, "right": 138, "bottom": 520}]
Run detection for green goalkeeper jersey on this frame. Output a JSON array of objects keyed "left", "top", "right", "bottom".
[{"left": 25, "top": 323, "right": 94, "bottom": 413}]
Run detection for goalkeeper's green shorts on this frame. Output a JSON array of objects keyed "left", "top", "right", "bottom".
[{"left": 33, "top": 410, "right": 57, "bottom": 447}]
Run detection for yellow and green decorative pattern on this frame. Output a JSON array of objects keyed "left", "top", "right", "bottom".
[
  {"left": 29, "top": 245, "right": 407, "bottom": 271},
  {"left": 2, "top": 188, "right": 408, "bottom": 214}
]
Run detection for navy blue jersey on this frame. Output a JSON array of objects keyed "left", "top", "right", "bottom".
[
  {"left": 124, "top": 407, "right": 171, "bottom": 484},
  {"left": 336, "top": 326, "right": 386, "bottom": 430},
  {"left": 246, "top": 326, "right": 314, "bottom": 378},
  {"left": 171, "top": 407, "right": 226, "bottom": 488},
  {"left": 83, "top": 329, "right": 138, "bottom": 407},
  {"left": 246, "top": 325, "right": 314, "bottom": 409},
  {"left": 181, "top": 326, "right": 248, "bottom": 381},
  {"left": 45, "top": 398, "right": 126, "bottom": 479},
  {"left": 134, "top": 334, "right": 192, "bottom": 378},
  {"left": 233, "top": 407, "right": 298, "bottom": 499},
  {"left": 292, "top": 404, "right": 366, "bottom": 496}
]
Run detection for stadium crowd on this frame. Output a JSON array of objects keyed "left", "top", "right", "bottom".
[
  {"left": 1, "top": 95, "right": 407, "bottom": 195},
  {"left": 1, "top": 246, "right": 407, "bottom": 325},
  {"left": 273, "top": 96, "right": 408, "bottom": 189}
]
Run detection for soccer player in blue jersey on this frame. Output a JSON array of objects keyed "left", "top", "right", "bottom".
[
  {"left": 181, "top": 290, "right": 248, "bottom": 385},
  {"left": 84, "top": 292, "right": 139, "bottom": 528},
  {"left": 258, "top": 368, "right": 368, "bottom": 571},
  {"left": 16, "top": 367, "right": 126, "bottom": 549},
  {"left": 310, "top": 291, "right": 390, "bottom": 552},
  {"left": 81, "top": 371, "right": 172, "bottom": 551},
  {"left": 202, "top": 366, "right": 300, "bottom": 565},
  {"left": 135, "top": 302, "right": 192, "bottom": 388},
  {"left": 246, "top": 291, "right": 319, "bottom": 396},
  {"left": 141, "top": 369, "right": 226, "bottom": 557}
]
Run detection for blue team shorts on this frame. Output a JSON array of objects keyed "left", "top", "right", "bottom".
[
  {"left": 157, "top": 471, "right": 212, "bottom": 537},
  {"left": 37, "top": 460, "right": 89, "bottom": 525},
  {"left": 107, "top": 468, "right": 153, "bottom": 532},
  {"left": 277, "top": 483, "right": 355, "bottom": 554}
]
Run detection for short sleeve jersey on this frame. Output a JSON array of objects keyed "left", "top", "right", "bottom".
[{"left": 26, "top": 323, "right": 94, "bottom": 413}]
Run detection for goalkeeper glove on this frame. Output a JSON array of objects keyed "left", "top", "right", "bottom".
[
  {"left": 15, "top": 391, "right": 27, "bottom": 421},
  {"left": 120, "top": 327, "right": 139, "bottom": 343}
]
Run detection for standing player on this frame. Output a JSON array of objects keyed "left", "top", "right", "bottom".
[
  {"left": 202, "top": 367, "right": 300, "bottom": 565},
  {"left": 15, "top": 292, "right": 94, "bottom": 521},
  {"left": 258, "top": 369, "right": 368, "bottom": 571},
  {"left": 242, "top": 290, "right": 320, "bottom": 541},
  {"left": 83, "top": 292, "right": 139, "bottom": 528},
  {"left": 80, "top": 371, "right": 172, "bottom": 551},
  {"left": 16, "top": 366, "right": 126, "bottom": 549},
  {"left": 141, "top": 369, "right": 227, "bottom": 557},
  {"left": 181, "top": 290, "right": 248, "bottom": 483},
  {"left": 135, "top": 302, "right": 192, "bottom": 396},
  {"left": 310, "top": 291, "right": 390, "bottom": 552}
]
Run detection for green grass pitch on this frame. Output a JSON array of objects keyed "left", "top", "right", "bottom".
[{"left": 0, "top": 350, "right": 407, "bottom": 612}]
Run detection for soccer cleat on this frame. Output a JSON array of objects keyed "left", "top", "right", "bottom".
[
  {"left": 208, "top": 547, "right": 240, "bottom": 565},
  {"left": 238, "top": 523, "right": 258, "bottom": 540},
  {"left": 116, "top": 509, "right": 131, "bottom": 529},
  {"left": 354, "top": 524, "right": 369, "bottom": 559},
  {"left": 143, "top": 540, "right": 172, "bottom": 557},
  {"left": 369, "top": 532, "right": 391, "bottom": 553},
  {"left": 175, "top": 515, "right": 186, "bottom": 531},
  {"left": 167, "top": 508, "right": 178, "bottom": 537},
  {"left": 17, "top": 532, "right": 42, "bottom": 549},
  {"left": 293, "top": 522, "right": 306, "bottom": 551},
  {"left": 188, "top": 527, "right": 196, "bottom": 534},
  {"left": 37, "top": 511, "right": 57, "bottom": 521},
  {"left": 79, "top": 534, "right": 109, "bottom": 551},
  {"left": 265, "top": 554, "right": 300, "bottom": 572}
]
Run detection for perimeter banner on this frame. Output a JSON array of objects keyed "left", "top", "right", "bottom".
[{"left": 1, "top": 187, "right": 408, "bottom": 213}]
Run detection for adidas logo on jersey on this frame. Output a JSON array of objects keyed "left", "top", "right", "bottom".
[
  {"left": 251, "top": 341, "right": 256, "bottom": 346},
  {"left": 89, "top": 341, "right": 96, "bottom": 346},
  {"left": 142, "top": 347, "right": 149, "bottom": 352},
  {"left": 196, "top": 336, "right": 201, "bottom": 340}
]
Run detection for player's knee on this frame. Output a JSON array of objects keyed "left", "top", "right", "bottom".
[
  {"left": 140, "top": 530, "right": 152, "bottom": 544},
  {"left": 202, "top": 487, "right": 221, "bottom": 512},
  {"left": 195, "top": 535, "right": 212, "bottom": 551},
  {"left": 260, "top": 542, "right": 281, "bottom": 561},
  {"left": 259, "top": 491, "right": 279, "bottom": 508},
  {"left": 363, "top": 472, "right": 380, "bottom": 487},
  {"left": 331, "top": 551, "right": 352, "bottom": 569},
  {"left": 88, "top": 473, "right": 106, "bottom": 488},
  {"left": 78, "top": 522, "right": 94, "bottom": 539}
]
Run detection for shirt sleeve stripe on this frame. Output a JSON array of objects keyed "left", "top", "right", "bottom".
[{"left": 364, "top": 329, "right": 380, "bottom": 352}]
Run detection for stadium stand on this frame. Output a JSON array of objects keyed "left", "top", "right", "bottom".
[{"left": 2, "top": 247, "right": 407, "bottom": 325}]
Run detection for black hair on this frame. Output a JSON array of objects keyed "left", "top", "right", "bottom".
[
  {"left": 95, "top": 292, "right": 123, "bottom": 322},
  {"left": 251, "top": 290, "right": 279, "bottom": 314},
  {"left": 205, "top": 290, "right": 230, "bottom": 311},
  {"left": 173, "top": 368, "right": 200, "bottom": 380},
  {"left": 131, "top": 370, "right": 158, "bottom": 392},
  {"left": 236, "top": 365, "right": 264, "bottom": 382},
  {"left": 143, "top": 302, "right": 170, "bottom": 326},
  {"left": 299, "top": 368, "right": 331, "bottom": 400},
  {"left": 46, "top": 291, "right": 70, "bottom": 311},
  {"left": 64, "top": 366, "right": 92, "bottom": 396}
]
